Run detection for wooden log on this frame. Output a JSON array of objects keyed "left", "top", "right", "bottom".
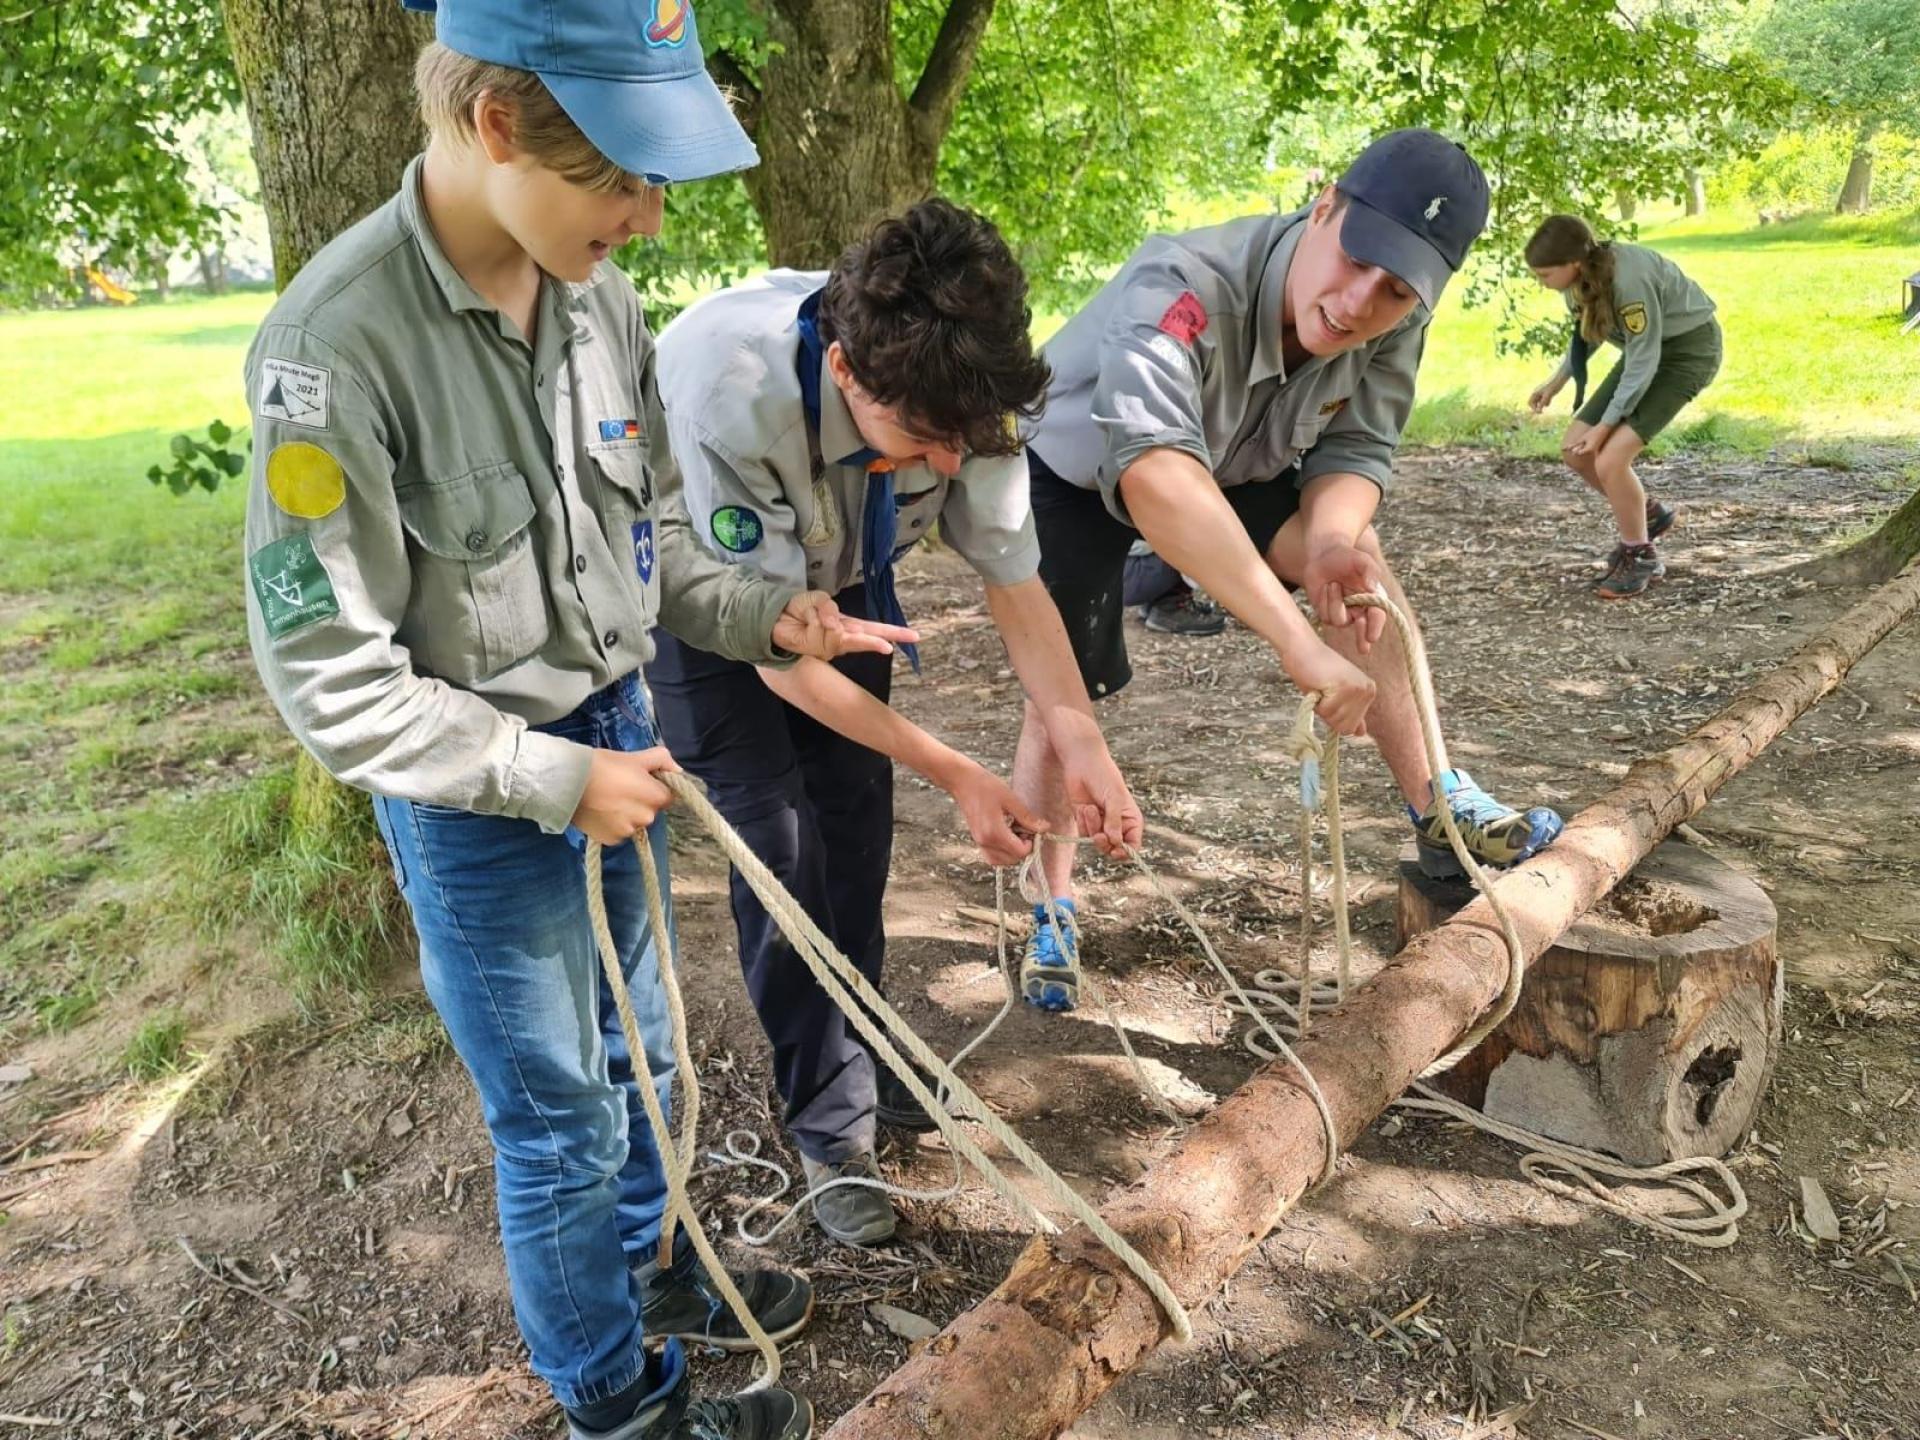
[
  {"left": 1397, "top": 839, "right": 1781, "bottom": 1165},
  {"left": 823, "top": 563, "right": 1920, "bottom": 1440}
]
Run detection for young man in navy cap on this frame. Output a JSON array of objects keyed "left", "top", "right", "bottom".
[
  {"left": 239, "top": 2, "right": 901, "bottom": 1434},
  {"left": 1011, "top": 128, "right": 1567, "bottom": 1010}
]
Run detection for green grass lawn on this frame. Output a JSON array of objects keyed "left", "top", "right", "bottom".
[{"left": 1, "top": 208, "right": 1914, "bottom": 1038}]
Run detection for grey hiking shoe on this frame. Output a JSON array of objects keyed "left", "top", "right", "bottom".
[
  {"left": 800, "top": 1152, "right": 896, "bottom": 1246},
  {"left": 637, "top": 1234, "right": 814, "bottom": 1352},
  {"left": 1596, "top": 544, "right": 1665, "bottom": 600},
  {"left": 1140, "top": 587, "right": 1226, "bottom": 636},
  {"left": 568, "top": 1341, "right": 813, "bottom": 1440}
]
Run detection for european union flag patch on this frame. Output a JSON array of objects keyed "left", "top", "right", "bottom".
[{"left": 599, "top": 418, "right": 642, "bottom": 442}]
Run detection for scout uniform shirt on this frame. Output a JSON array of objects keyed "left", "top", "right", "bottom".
[
  {"left": 1027, "top": 206, "right": 1427, "bottom": 524},
  {"left": 1568, "top": 241, "right": 1717, "bottom": 428},
  {"left": 655, "top": 269, "right": 1041, "bottom": 601},
  {"left": 242, "top": 158, "right": 796, "bottom": 835}
]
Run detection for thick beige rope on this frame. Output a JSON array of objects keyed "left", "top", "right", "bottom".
[
  {"left": 648, "top": 771, "right": 1197, "bottom": 1343},
  {"left": 584, "top": 837, "right": 784, "bottom": 1391}
]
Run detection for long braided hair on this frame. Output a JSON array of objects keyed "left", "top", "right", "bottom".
[{"left": 1526, "top": 214, "right": 1619, "bottom": 344}]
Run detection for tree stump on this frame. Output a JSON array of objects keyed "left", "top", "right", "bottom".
[{"left": 1396, "top": 840, "right": 1781, "bottom": 1165}]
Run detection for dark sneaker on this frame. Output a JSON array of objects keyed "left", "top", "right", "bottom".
[
  {"left": 638, "top": 1235, "right": 814, "bottom": 1352},
  {"left": 1596, "top": 544, "right": 1665, "bottom": 600},
  {"left": 568, "top": 1341, "right": 813, "bottom": 1440},
  {"left": 1411, "top": 769, "right": 1565, "bottom": 880},
  {"left": 799, "top": 1153, "right": 896, "bottom": 1246},
  {"left": 1020, "top": 897, "right": 1080, "bottom": 1012},
  {"left": 1600, "top": 540, "right": 1629, "bottom": 575},
  {"left": 874, "top": 1063, "right": 939, "bottom": 1134},
  {"left": 1646, "top": 498, "right": 1677, "bottom": 541},
  {"left": 1141, "top": 588, "right": 1226, "bottom": 636}
]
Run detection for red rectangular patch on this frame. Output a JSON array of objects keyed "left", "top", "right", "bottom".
[{"left": 1158, "top": 291, "right": 1208, "bottom": 345}]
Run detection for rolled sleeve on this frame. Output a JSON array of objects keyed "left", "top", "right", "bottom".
[
  {"left": 1297, "top": 319, "right": 1426, "bottom": 495},
  {"left": 1092, "top": 277, "right": 1216, "bottom": 523},
  {"left": 242, "top": 323, "right": 590, "bottom": 833},
  {"left": 939, "top": 453, "right": 1041, "bottom": 586}
]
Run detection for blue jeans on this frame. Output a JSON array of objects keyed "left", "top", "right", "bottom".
[{"left": 371, "top": 673, "right": 676, "bottom": 1413}]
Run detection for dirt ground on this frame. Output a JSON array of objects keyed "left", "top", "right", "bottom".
[{"left": 3, "top": 445, "right": 1918, "bottom": 1439}]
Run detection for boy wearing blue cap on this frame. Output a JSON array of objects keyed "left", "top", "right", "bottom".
[
  {"left": 1012, "top": 129, "right": 1567, "bottom": 1010},
  {"left": 239, "top": 3, "right": 876, "bottom": 1435}
]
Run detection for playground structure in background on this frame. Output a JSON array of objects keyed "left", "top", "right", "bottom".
[{"left": 83, "top": 266, "right": 136, "bottom": 305}]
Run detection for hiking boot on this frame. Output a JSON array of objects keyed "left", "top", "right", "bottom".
[
  {"left": 567, "top": 1340, "right": 813, "bottom": 1440},
  {"left": 1600, "top": 540, "right": 1629, "bottom": 576},
  {"left": 1645, "top": 498, "right": 1677, "bottom": 541},
  {"left": 799, "top": 1152, "right": 896, "bottom": 1246},
  {"left": 1596, "top": 544, "right": 1665, "bottom": 600},
  {"left": 1140, "top": 587, "right": 1226, "bottom": 637},
  {"left": 1411, "top": 770, "right": 1565, "bottom": 880},
  {"left": 637, "top": 1233, "right": 814, "bottom": 1352},
  {"left": 874, "top": 1062, "right": 939, "bottom": 1134},
  {"left": 1019, "top": 897, "right": 1081, "bottom": 1012}
]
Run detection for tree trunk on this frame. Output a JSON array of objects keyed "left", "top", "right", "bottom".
[
  {"left": 198, "top": 248, "right": 227, "bottom": 295},
  {"left": 1398, "top": 840, "right": 1780, "bottom": 1165},
  {"left": 222, "top": 0, "right": 427, "bottom": 930},
  {"left": 722, "top": 0, "right": 995, "bottom": 267},
  {"left": 1836, "top": 119, "right": 1878, "bottom": 214},
  {"left": 222, "top": 0, "right": 431, "bottom": 287},
  {"left": 824, "top": 564, "right": 1920, "bottom": 1440},
  {"left": 1807, "top": 486, "right": 1920, "bottom": 585},
  {"left": 1615, "top": 183, "right": 1637, "bottom": 222},
  {"left": 1684, "top": 169, "right": 1706, "bottom": 216}
]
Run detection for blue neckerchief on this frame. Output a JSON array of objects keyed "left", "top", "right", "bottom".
[
  {"left": 795, "top": 289, "right": 919, "bottom": 672},
  {"left": 1568, "top": 326, "right": 1592, "bottom": 410}
]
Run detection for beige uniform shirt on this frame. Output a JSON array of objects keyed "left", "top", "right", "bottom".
[
  {"left": 242, "top": 158, "right": 795, "bottom": 834},
  {"left": 1026, "top": 207, "right": 1428, "bottom": 525},
  {"left": 657, "top": 269, "right": 1041, "bottom": 594}
]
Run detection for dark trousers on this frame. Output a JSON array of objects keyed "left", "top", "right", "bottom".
[{"left": 645, "top": 584, "right": 894, "bottom": 1164}]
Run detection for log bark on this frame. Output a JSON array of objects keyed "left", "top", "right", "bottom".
[
  {"left": 1399, "top": 840, "right": 1780, "bottom": 1166},
  {"left": 824, "top": 561, "right": 1920, "bottom": 1440}
]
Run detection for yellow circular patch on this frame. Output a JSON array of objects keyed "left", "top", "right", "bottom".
[{"left": 266, "top": 442, "right": 346, "bottom": 519}]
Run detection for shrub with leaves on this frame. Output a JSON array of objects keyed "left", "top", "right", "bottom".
[{"left": 147, "top": 420, "right": 247, "bottom": 496}]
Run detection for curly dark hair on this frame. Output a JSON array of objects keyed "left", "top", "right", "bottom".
[{"left": 816, "top": 198, "right": 1050, "bottom": 460}]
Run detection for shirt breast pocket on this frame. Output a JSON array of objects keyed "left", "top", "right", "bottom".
[
  {"left": 395, "top": 462, "right": 550, "bottom": 683},
  {"left": 587, "top": 443, "right": 659, "bottom": 601}
]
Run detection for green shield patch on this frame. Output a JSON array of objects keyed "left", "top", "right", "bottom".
[{"left": 249, "top": 533, "right": 339, "bottom": 638}]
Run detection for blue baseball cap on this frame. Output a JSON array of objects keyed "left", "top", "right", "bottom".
[
  {"left": 405, "top": 0, "right": 759, "bottom": 184},
  {"left": 1334, "top": 129, "right": 1489, "bottom": 309}
]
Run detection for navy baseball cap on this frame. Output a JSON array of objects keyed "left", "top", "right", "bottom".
[
  {"left": 1335, "top": 129, "right": 1489, "bottom": 308},
  {"left": 405, "top": 0, "right": 759, "bottom": 184}
]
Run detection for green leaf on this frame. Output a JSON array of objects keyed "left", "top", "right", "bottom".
[
  {"left": 169, "top": 433, "right": 194, "bottom": 459},
  {"left": 207, "top": 419, "right": 231, "bottom": 444}
]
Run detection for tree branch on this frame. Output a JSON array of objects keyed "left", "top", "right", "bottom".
[
  {"left": 706, "top": 48, "right": 763, "bottom": 138},
  {"left": 909, "top": 0, "right": 998, "bottom": 145}
]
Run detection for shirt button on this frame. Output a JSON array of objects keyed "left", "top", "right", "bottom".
[
  {"left": 465, "top": 530, "right": 488, "bottom": 552},
  {"left": 575, "top": 554, "right": 587, "bottom": 573},
  {"left": 603, "top": 629, "right": 619, "bottom": 648}
]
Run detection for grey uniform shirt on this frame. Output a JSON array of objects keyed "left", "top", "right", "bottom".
[
  {"left": 1027, "top": 207, "right": 1428, "bottom": 525},
  {"left": 242, "top": 158, "right": 796, "bottom": 835},
  {"left": 657, "top": 269, "right": 1041, "bottom": 594},
  {"left": 1570, "top": 242, "right": 1717, "bottom": 427}
]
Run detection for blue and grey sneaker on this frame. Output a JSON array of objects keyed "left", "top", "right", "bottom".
[
  {"left": 1411, "top": 769, "right": 1564, "bottom": 880},
  {"left": 1020, "top": 897, "right": 1081, "bottom": 1012}
]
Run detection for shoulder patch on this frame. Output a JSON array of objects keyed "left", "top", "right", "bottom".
[
  {"left": 1158, "top": 291, "right": 1208, "bottom": 345},
  {"left": 265, "top": 441, "right": 346, "bottom": 519},
  {"left": 248, "top": 533, "right": 339, "bottom": 638},
  {"left": 258, "top": 357, "right": 331, "bottom": 430},
  {"left": 710, "top": 504, "right": 764, "bottom": 554},
  {"left": 1620, "top": 302, "right": 1648, "bottom": 336}
]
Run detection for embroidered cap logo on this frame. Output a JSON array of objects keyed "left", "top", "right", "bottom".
[
  {"left": 645, "top": 0, "right": 688, "bottom": 47},
  {"left": 1424, "top": 196, "right": 1448, "bottom": 221}
]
